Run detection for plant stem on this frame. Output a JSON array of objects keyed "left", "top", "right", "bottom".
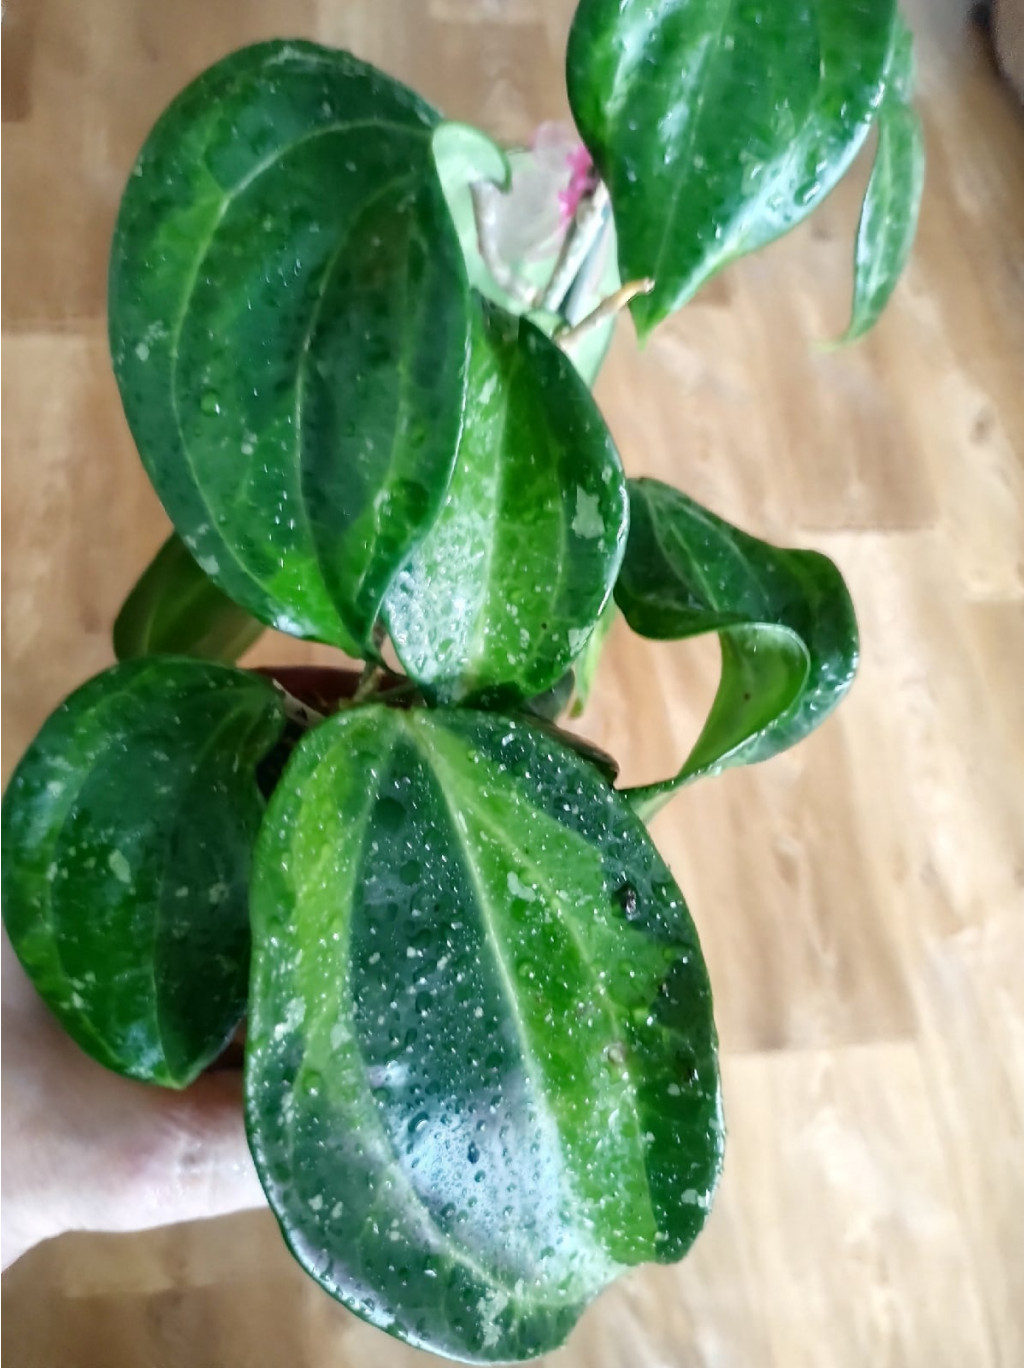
[
  {"left": 275, "top": 686, "right": 325, "bottom": 730},
  {"left": 537, "top": 183, "right": 610, "bottom": 314},
  {"left": 555, "top": 278, "right": 655, "bottom": 348},
  {"left": 354, "top": 662, "right": 385, "bottom": 702},
  {"left": 562, "top": 213, "right": 613, "bottom": 326}
]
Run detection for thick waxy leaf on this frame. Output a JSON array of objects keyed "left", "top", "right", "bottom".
[
  {"left": 109, "top": 41, "right": 471, "bottom": 653},
  {"left": 615, "top": 479, "right": 858, "bottom": 817},
  {"left": 114, "top": 533, "right": 265, "bottom": 663},
  {"left": 247, "top": 704, "right": 722, "bottom": 1362},
  {"left": 521, "top": 669, "right": 575, "bottom": 723},
  {"left": 837, "top": 20, "right": 924, "bottom": 343},
  {"left": 1, "top": 659, "right": 285, "bottom": 1087},
  {"left": 567, "top": 0, "right": 897, "bottom": 334},
  {"left": 382, "top": 299, "right": 628, "bottom": 704}
]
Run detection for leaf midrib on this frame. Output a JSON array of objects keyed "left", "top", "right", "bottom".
[
  {"left": 271, "top": 714, "right": 595, "bottom": 1318},
  {"left": 410, "top": 713, "right": 658, "bottom": 1247},
  {"left": 167, "top": 117, "right": 435, "bottom": 636},
  {"left": 636, "top": 0, "right": 740, "bottom": 291},
  {"left": 293, "top": 165, "right": 421, "bottom": 645}
]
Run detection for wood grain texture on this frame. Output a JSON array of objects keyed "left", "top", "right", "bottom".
[{"left": 3, "top": 1, "right": 1022, "bottom": 1365}]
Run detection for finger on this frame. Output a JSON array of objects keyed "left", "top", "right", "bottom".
[{"left": 141, "top": 1070, "right": 267, "bottom": 1227}]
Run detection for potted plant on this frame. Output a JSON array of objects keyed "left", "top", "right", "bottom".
[{"left": 1, "top": 2, "right": 922, "bottom": 1361}]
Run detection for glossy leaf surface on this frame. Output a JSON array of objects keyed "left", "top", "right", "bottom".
[
  {"left": 567, "top": 0, "right": 896, "bottom": 334},
  {"left": 247, "top": 704, "right": 722, "bottom": 1361},
  {"left": 114, "top": 533, "right": 265, "bottom": 663},
  {"left": 110, "top": 41, "right": 471, "bottom": 652},
  {"left": 1, "top": 659, "right": 285, "bottom": 1087},
  {"left": 615, "top": 480, "right": 858, "bottom": 817},
  {"left": 838, "top": 20, "right": 924, "bottom": 342},
  {"left": 382, "top": 299, "right": 628, "bottom": 704},
  {"left": 521, "top": 669, "right": 575, "bottom": 723}
]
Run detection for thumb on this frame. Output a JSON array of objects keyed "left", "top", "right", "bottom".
[{"left": 140, "top": 1068, "right": 267, "bottom": 1228}]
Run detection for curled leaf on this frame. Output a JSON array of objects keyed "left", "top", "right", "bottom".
[{"left": 615, "top": 479, "right": 858, "bottom": 818}]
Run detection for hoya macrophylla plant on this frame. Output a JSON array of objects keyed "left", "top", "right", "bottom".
[{"left": 3, "top": 10, "right": 922, "bottom": 1361}]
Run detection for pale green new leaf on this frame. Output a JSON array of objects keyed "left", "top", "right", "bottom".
[
  {"left": 434, "top": 120, "right": 621, "bottom": 387},
  {"left": 571, "top": 597, "right": 617, "bottom": 717}
]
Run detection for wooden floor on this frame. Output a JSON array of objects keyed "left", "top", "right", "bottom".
[{"left": 3, "top": 1, "right": 1023, "bottom": 1365}]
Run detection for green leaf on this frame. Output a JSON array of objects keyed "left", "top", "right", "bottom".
[
  {"left": 1, "top": 659, "right": 286, "bottom": 1087},
  {"left": 109, "top": 41, "right": 472, "bottom": 654},
  {"left": 114, "top": 533, "right": 265, "bottom": 664},
  {"left": 382, "top": 299, "right": 628, "bottom": 704},
  {"left": 836, "top": 19, "right": 924, "bottom": 343},
  {"left": 246, "top": 704, "right": 722, "bottom": 1362},
  {"left": 615, "top": 479, "right": 858, "bottom": 818},
  {"left": 570, "top": 596, "right": 617, "bottom": 717},
  {"left": 524, "top": 717, "right": 621, "bottom": 786},
  {"left": 521, "top": 669, "right": 575, "bottom": 723},
  {"left": 567, "top": 0, "right": 897, "bottom": 335},
  {"left": 885, "top": 11, "right": 917, "bottom": 105}
]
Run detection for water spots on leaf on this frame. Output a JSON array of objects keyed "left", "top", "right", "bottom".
[
  {"left": 506, "top": 870, "right": 536, "bottom": 902},
  {"left": 408, "top": 1112, "right": 429, "bottom": 1137},
  {"left": 400, "top": 859, "right": 421, "bottom": 886},
  {"left": 107, "top": 849, "right": 132, "bottom": 885},
  {"left": 571, "top": 488, "right": 605, "bottom": 539},
  {"left": 614, "top": 881, "right": 639, "bottom": 920},
  {"left": 246, "top": 698, "right": 722, "bottom": 1357},
  {"left": 603, "top": 1041, "right": 627, "bottom": 1071}
]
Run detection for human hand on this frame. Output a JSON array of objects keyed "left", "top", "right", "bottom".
[{"left": 1, "top": 934, "right": 264, "bottom": 1269}]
